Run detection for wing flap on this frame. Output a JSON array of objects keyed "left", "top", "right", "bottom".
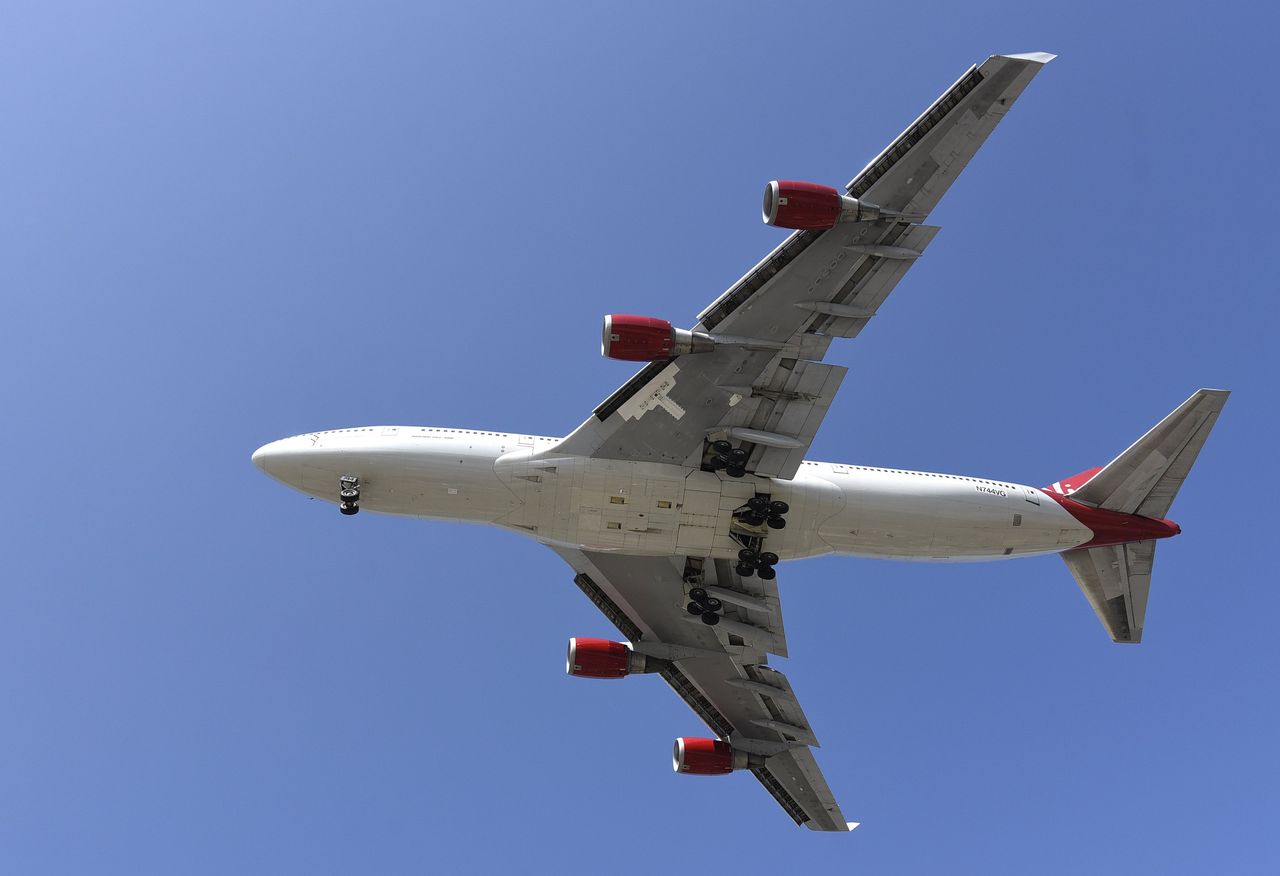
[
  {"left": 747, "top": 362, "right": 848, "bottom": 480},
  {"left": 813, "top": 224, "right": 942, "bottom": 338}
]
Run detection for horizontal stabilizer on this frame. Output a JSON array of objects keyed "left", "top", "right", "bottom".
[
  {"left": 1061, "top": 541, "right": 1156, "bottom": 643},
  {"left": 1070, "top": 389, "right": 1229, "bottom": 518}
]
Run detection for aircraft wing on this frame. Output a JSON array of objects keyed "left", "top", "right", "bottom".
[
  {"left": 554, "top": 52, "right": 1055, "bottom": 480},
  {"left": 553, "top": 546, "right": 855, "bottom": 832}
]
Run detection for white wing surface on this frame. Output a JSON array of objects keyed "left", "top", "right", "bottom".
[
  {"left": 555, "top": 53, "right": 1055, "bottom": 481},
  {"left": 555, "top": 547, "right": 852, "bottom": 831},
  {"left": 553, "top": 53, "right": 1056, "bottom": 830}
]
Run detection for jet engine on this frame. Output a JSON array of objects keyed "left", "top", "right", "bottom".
[
  {"left": 761, "top": 179, "right": 892, "bottom": 229},
  {"left": 672, "top": 737, "right": 764, "bottom": 775},
  {"left": 601, "top": 315, "right": 714, "bottom": 361},
  {"left": 566, "top": 637, "right": 651, "bottom": 678}
]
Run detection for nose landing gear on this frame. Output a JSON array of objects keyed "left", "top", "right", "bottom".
[{"left": 339, "top": 476, "right": 361, "bottom": 516}]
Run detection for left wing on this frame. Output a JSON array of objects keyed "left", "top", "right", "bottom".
[
  {"left": 555, "top": 547, "right": 855, "bottom": 832},
  {"left": 554, "top": 52, "right": 1055, "bottom": 480}
]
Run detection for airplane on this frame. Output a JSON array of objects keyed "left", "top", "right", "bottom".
[{"left": 251, "top": 52, "right": 1229, "bottom": 831}]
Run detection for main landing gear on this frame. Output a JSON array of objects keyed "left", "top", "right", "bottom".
[
  {"left": 682, "top": 494, "right": 791, "bottom": 625},
  {"left": 706, "top": 440, "right": 749, "bottom": 479},
  {"left": 735, "top": 548, "right": 780, "bottom": 580},
  {"left": 681, "top": 559, "right": 722, "bottom": 626},
  {"left": 686, "top": 587, "right": 724, "bottom": 626},
  {"left": 339, "top": 475, "right": 361, "bottom": 516},
  {"left": 729, "top": 492, "right": 789, "bottom": 580},
  {"left": 733, "top": 495, "right": 789, "bottom": 531}
]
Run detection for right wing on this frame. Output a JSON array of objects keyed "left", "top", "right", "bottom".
[
  {"left": 554, "top": 52, "right": 1056, "bottom": 480},
  {"left": 553, "top": 547, "right": 855, "bottom": 832}
]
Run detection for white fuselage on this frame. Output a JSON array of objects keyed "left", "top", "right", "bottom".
[{"left": 252, "top": 427, "right": 1093, "bottom": 562}]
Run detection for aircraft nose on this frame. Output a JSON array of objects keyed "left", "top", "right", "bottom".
[
  {"left": 251, "top": 435, "right": 324, "bottom": 494},
  {"left": 252, "top": 436, "right": 307, "bottom": 476}
]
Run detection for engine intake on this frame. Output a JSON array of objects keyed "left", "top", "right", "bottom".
[
  {"left": 566, "top": 637, "right": 650, "bottom": 678},
  {"left": 762, "top": 180, "right": 893, "bottom": 229},
  {"left": 601, "top": 315, "right": 714, "bottom": 361},
  {"left": 672, "top": 737, "right": 764, "bottom": 775}
]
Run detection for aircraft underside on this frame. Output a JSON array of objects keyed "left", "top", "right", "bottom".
[
  {"left": 252, "top": 51, "right": 1227, "bottom": 831},
  {"left": 252, "top": 428, "right": 1094, "bottom": 563}
]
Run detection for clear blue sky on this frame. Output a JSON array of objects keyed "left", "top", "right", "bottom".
[{"left": 3, "top": 2, "right": 1276, "bottom": 872}]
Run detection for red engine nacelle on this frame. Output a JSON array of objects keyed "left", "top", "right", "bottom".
[
  {"left": 673, "top": 737, "right": 743, "bottom": 775},
  {"left": 566, "top": 637, "right": 648, "bottom": 679},
  {"left": 602, "top": 315, "right": 677, "bottom": 361},
  {"left": 601, "top": 315, "right": 714, "bottom": 362},
  {"left": 762, "top": 179, "right": 889, "bottom": 229}
]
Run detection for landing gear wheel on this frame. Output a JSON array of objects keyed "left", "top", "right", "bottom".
[
  {"left": 737, "top": 548, "right": 758, "bottom": 564},
  {"left": 711, "top": 440, "right": 733, "bottom": 455},
  {"left": 758, "top": 551, "right": 779, "bottom": 566},
  {"left": 739, "top": 512, "right": 765, "bottom": 527},
  {"left": 340, "top": 488, "right": 360, "bottom": 503},
  {"left": 702, "top": 597, "right": 723, "bottom": 612},
  {"left": 688, "top": 587, "right": 708, "bottom": 604},
  {"left": 339, "top": 503, "right": 359, "bottom": 516},
  {"left": 709, "top": 456, "right": 728, "bottom": 470},
  {"left": 747, "top": 496, "right": 769, "bottom": 513},
  {"left": 766, "top": 516, "right": 786, "bottom": 530},
  {"left": 757, "top": 565, "right": 777, "bottom": 581},
  {"left": 725, "top": 465, "right": 747, "bottom": 479},
  {"left": 687, "top": 601, "right": 706, "bottom": 615},
  {"left": 700, "top": 611, "right": 720, "bottom": 626},
  {"left": 727, "top": 448, "right": 748, "bottom": 463},
  {"left": 735, "top": 562, "right": 756, "bottom": 577},
  {"left": 768, "top": 500, "right": 789, "bottom": 516}
]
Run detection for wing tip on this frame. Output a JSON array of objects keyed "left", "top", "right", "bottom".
[
  {"left": 997, "top": 51, "right": 1058, "bottom": 64},
  {"left": 802, "top": 818, "right": 861, "bottom": 832}
]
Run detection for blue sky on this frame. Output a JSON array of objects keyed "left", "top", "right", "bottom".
[{"left": 3, "top": 1, "right": 1277, "bottom": 872}]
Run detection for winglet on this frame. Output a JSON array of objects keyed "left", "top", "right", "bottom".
[
  {"left": 846, "top": 822, "right": 861, "bottom": 831},
  {"left": 998, "top": 51, "right": 1057, "bottom": 64}
]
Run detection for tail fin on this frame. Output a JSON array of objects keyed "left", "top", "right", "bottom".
[
  {"left": 1058, "top": 389, "right": 1229, "bottom": 644},
  {"left": 1068, "top": 388, "right": 1230, "bottom": 518}
]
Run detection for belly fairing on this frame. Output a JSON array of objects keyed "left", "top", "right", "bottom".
[{"left": 492, "top": 452, "right": 846, "bottom": 560}]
